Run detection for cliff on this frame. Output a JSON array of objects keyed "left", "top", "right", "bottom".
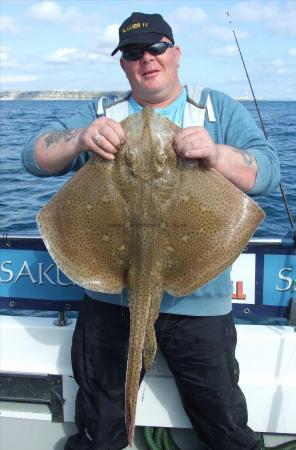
[{"left": 0, "top": 90, "right": 125, "bottom": 100}]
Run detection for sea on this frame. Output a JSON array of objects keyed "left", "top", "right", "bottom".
[
  {"left": 0, "top": 99, "right": 295, "bottom": 236},
  {"left": 0, "top": 99, "right": 295, "bottom": 321}
]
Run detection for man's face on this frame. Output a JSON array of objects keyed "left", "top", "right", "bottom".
[{"left": 120, "top": 37, "right": 181, "bottom": 103}]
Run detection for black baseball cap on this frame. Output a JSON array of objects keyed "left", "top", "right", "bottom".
[{"left": 111, "top": 12, "right": 174, "bottom": 56}]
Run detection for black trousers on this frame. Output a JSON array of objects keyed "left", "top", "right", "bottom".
[{"left": 65, "top": 296, "right": 260, "bottom": 450}]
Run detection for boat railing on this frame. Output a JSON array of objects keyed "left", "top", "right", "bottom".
[
  {"left": 1, "top": 232, "right": 296, "bottom": 247},
  {"left": 1, "top": 232, "right": 295, "bottom": 325}
]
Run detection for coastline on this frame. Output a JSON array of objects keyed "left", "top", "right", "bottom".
[
  {"left": 0, "top": 90, "right": 125, "bottom": 101},
  {"left": 1, "top": 90, "right": 295, "bottom": 101}
]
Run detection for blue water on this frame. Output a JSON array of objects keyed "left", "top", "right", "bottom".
[
  {"left": 0, "top": 100, "right": 295, "bottom": 323},
  {"left": 0, "top": 99, "right": 295, "bottom": 236}
]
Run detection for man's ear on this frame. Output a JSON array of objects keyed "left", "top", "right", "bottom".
[
  {"left": 120, "top": 57, "right": 126, "bottom": 73},
  {"left": 174, "top": 46, "right": 181, "bottom": 65}
]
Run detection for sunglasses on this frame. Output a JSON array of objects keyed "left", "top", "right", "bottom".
[{"left": 121, "top": 42, "right": 174, "bottom": 61}]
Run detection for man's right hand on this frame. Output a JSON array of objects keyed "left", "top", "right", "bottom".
[
  {"left": 77, "top": 117, "right": 126, "bottom": 161},
  {"left": 35, "top": 117, "right": 126, "bottom": 174}
]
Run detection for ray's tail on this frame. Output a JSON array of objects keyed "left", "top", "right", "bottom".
[
  {"left": 125, "top": 271, "right": 163, "bottom": 446},
  {"left": 125, "top": 285, "right": 150, "bottom": 446}
]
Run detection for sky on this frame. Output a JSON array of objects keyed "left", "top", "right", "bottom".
[{"left": 0, "top": 0, "right": 296, "bottom": 99}]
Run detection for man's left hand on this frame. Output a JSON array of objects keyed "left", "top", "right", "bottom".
[{"left": 173, "top": 126, "right": 220, "bottom": 168}]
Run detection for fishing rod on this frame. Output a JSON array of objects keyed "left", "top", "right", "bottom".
[{"left": 226, "top": 12, "right": 296, "bottom": 241}]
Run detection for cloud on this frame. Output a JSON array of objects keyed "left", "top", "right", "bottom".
[
  {"left": 28, "top": 1, "right": 62, "bottom": 21},
  {"left": 85, "top": 52, "right": 112, "bottom": 63},
  {"left": 231, "top": 1, "right": 296, "bottom": 35},
  {"left": 170, "top": 6, "right": 207, "bottom": 24},
  {"left": 231, "top": 1, "right": 277, "bottom": 22},
  {"left": 201, "top": 25, "right": 248, "bottom": 41},
  {"left": 99, "top": 24, "right": 118, "bottom": 46},
  {"left": 276, "top": 68, "right": 290, "bottom": 74},
  {"left": 94, "top": 24, "right": 119, "bottom": 56},
  {"left": 0, "top": 46, "right": 10, "bottom": 62},
  {"left": 45, "top": 23, "right": 119, "bottom": 64},
  {"left": 207, "top": 45, "right": 237, "bottom": 57},
  {"left": 0, "top": 46, "right": 19, "bottom": 68},
  {"left": 63, "top": 7, "right": 102, "bottom": 34},
  {"left": 272, "top": 58, "right": 285, "bottom": 67},
  {"left": 202, "top": 25, "right": 233, "bottom": 41},
  {"left": 0, "top": 75, "right": 39, "bottom": 83},
  {"left": 46, "top": 48, "right": 79, "bottom": 63},
  {"left": 178, "top": 6, "right": 207, "bottom": 23},
  {"left": 44, "top": 22, "right": 119, "bottom": 65},
  {"left": 271, "top": 57, "right": 295, "bottom": 75},
  {"left": 46, "top": 47, "right": 113, "bottom": 64},
  {"left": 0, "top": 15, "right": 19, "bottom": 33},
  {"left": 288, "top": 48, "right": 296, "bottom": 56},
  {"left": 27, "top": 2, "right": 102, "bottom": 34},
  {"left": 270, "top": 14, "right": 296, "bottom": 35}
]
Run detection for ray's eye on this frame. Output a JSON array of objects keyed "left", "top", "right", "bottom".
[
  {"left": 154, "top": 152, "right": 167, "bottom": 172},
  {"left": 125, "top": 145, "right": 137, "bottom": 176}
]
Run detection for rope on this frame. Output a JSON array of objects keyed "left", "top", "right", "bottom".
[
  {"left": 143, "top": 427, "right": 162, "bottom": 450},
  {"left": 143, "top": 427, "right": 181, "bottom": 450},
  {"left": 259, "top": 432, "right": 296, "bottom": 450}
]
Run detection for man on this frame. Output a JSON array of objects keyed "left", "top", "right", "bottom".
[{"left": 22, "top": 12, "right": 280, "bottom": 450}]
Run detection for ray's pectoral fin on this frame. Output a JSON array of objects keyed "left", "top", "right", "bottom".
[
  {"left": 37, "top": 157, "right": 129, "bottom": 293},
  {"left": 163, "top": 166, "right": 265, "bottom": 297}
]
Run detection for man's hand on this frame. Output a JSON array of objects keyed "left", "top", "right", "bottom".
[
  {"left": 173, "top": 126, "right": 220, "bottom": 168},
  {"left": 35, "top": 117, "right": 126, "bottom": 174},
  {"left": 173, "top": 126, "right": 257, "bottom": 192},
  {"left": 77, "top": 117, "right": 125, "bottom": 161}
]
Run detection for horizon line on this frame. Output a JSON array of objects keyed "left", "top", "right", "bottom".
[{"left": 0, "top": 90, "right": 295, "bottom": 101}]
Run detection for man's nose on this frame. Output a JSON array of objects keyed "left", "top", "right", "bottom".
[{"left": 141, "top": 50, "right": 155, "bottom": 62}]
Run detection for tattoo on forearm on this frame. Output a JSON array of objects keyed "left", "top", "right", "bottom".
[
  {"left": 233, "top": 148, "right": 255, "bottom": 166},
  {"left": 44, "top": 129, "right": 80, "bottom": 147}
]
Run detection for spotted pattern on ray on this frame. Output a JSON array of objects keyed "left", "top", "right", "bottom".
[{"left": 37, "top": 107, "right": 265, "bottom": 446}]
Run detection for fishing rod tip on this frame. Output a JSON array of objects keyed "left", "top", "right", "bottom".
[{"left": 226, "top": 11, "right": 232, "bottom": 23}]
